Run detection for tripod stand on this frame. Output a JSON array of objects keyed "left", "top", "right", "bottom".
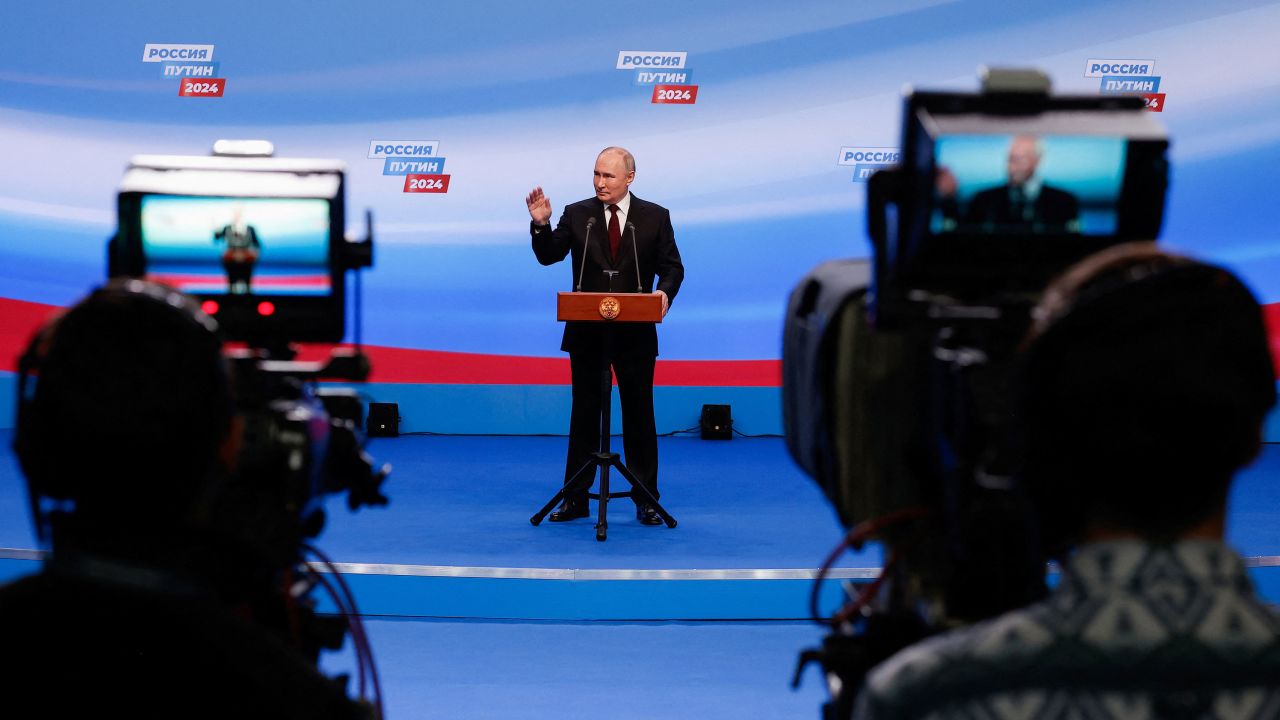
[{"left": 531, "top": 362, "right": 677, "bottom": 541}]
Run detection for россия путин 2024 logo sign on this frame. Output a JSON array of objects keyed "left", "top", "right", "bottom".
[
  {"left": 368, "top": 140, "right": 451, "bottom": 194},
  {"left": 142, "top": 44, "right": 225, "bottom": 98},
  {"left": 616, "top": 51, "right": 698, "bottom": 105}
]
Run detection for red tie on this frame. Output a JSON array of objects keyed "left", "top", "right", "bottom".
[{"left": 607, "top": 204, "right": 621, "bottom": 260}]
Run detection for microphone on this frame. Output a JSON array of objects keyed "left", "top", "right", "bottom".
[
  {"left": 626, "top": 222, "right": 642, "bottom": 293},
  {"left": 577, "top": 217, "right": 596, "bottom": 292}
]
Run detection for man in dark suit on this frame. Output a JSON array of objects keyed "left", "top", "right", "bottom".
[
  {"left": 525, "top": 147, "right": 685, "bottom": 525},
  {"left": 962, "top": 135, "right": 1080, "bottom": 233},
  {"left": 213, "top": 205, "right": 262, "bottom": 294}
]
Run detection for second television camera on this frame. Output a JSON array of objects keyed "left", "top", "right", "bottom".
[
  {"left": 105, "top": 141, "right": 391, "bottom": 709},
  {"left": 783, "top": 70, "right": 1169, "bottom": 717}
]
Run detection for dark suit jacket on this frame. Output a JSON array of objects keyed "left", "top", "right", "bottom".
[
  {"left": 532, "top": 194, "right": 684, "bottom": 356},
  {"left": 964, "top": 183, "right": 1080, "bottom": 231}
]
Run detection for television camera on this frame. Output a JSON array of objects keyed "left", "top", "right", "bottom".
[
  {"left": 783, "top": 69, "right": 1169, "bottom": 718},
  {"left": 103, "top": 140, "right": 391, "bottom": 713}
]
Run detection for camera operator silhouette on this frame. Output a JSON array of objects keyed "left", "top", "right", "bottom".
[
  {"left": 214, "top": 206, "right": 261, "bottom": 294},
  {"left": 853, "top": 243, "right": 1280, "bottom": 719},
  {"left": 1, "top": 279, "right": 367, "bottom": 719}
]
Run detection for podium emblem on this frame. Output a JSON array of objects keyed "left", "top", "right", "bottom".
[{"left": 598, "top": 296, "right": 620, "bottom": 320}]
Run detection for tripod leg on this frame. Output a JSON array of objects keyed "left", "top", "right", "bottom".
[
  {"left": 531, "top": 489, "right": 567, "bottom": 526},
  {"left": 596, "top": 461, "right": 610, "bottom": 541},
  {"left": 593, "top": 358, "right": 613, "bottom": 541},
  {"left": 613, "top": 459, "right": 677, "bottom": 528},
  {"left": 531, "top": 458, "right": 598, "bottom": 525}
]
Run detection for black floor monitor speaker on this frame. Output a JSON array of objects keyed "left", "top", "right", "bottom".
[
  {"left": 367, "top": 402, "right": 401, "bottom": 437},
  {"left": 700, "top": 404, "right": 733, "bottom": 440}
]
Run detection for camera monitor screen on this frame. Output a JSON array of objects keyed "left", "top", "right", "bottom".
[
  {"left": 876, "top": 95, "right": 1169, "bottom": 301},
  {"left": 930, "top": 134, "right": 1128, "bottom": 236},
  {"left": 113, "top": 155, "right": 348, "bottom": 343},
  {"left": 139, "top": 196, "right": 331, "bottom": 297}
]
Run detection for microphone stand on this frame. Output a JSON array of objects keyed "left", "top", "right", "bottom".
[
  {"left": 628, "top": 222, "right": 643, "bottom": 293},
  {"left": 576, "top": 218, "right": 596, "bottom": 291}
]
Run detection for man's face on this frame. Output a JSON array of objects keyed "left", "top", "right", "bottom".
[
  {"left": 1007, "top": 136, "right": 1040, "bottom": 186},
  {"left": 594, "top": 152, "right": 634, "bottom": 205}
]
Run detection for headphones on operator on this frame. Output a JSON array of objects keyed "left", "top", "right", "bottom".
[
  {"left": 1018, "top": 243, "right": 1276, "bottom": 550},
  {"left": 12, "top": 279, "right": 233, "bottom": 539}
]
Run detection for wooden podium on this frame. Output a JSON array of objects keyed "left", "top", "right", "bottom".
[
  {"left": 530, "top": 291, "right": 677, "bottom": 540},
  {"left": 555, "top": 291, "right": 664, "bottom": 323}
]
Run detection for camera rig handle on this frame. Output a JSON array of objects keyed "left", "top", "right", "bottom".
[
  {"left": 866, "top": 166, "right": 901, "bottom": 278},
  {"left": 343, "top": 209, "right": 375, "bottom": 270}
]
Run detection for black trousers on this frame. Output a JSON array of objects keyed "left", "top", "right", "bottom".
[{"left": 562, "top": 348, "right": 658, "bottom": 507}]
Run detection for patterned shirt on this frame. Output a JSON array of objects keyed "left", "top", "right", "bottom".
[{"left": 854, "top": 540, "right": 1280, "bottom": 719}]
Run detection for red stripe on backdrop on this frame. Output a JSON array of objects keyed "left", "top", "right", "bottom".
[
  {"left": 0, "top": 297, "right": 59, "bottom": 368},
  {"left": 9, "top": 295, "right": 1280, "bottom": 386},
  {"left": 285, "top": 344, "right": 780, "bottom": 386},
  {"left": 1264, "top": 304, "right": 1280, "bottom": 372},
  {"left": 0, "top": 296, "right": 781, "bottom": 386}
]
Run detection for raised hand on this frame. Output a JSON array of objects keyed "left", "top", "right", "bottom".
[{"left": 526, "top": 186, "right": 552, "bottom": 225}]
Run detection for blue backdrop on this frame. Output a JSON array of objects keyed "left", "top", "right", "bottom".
[{"left": 2, "top": 0, "right": 1279, "bottom": 432}]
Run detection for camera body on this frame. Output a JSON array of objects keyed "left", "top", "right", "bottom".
[
  {"left": 94, "top": 144, "right": 388, "bottom": 678},
  {"left": 784, "top": 71, "right": 1170, "bottom": 716},
  {"left": 103, "top": 142, "right": 388, "bottom": 549}
]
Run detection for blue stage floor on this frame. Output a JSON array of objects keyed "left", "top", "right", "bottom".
[
  {"left": 1, "top": 434, "right": 870, "bottom": 569},
  {"left": 2, "top": 432, "right": 1279, "bottom": 717},
  {"left": 321, "top": 618, "right": 832, "bottom": 720},
  {"left": 3, "top": 434, "right": 1280, "bottom": 617},
  {"left": 0, "top": 434, "right": 877, "bottom": 619},
  {"left": 318, "top": 435, "right": 877, "bottom": 570},
  {"left": 6, "top": 433, "right": 1277, "bottom": 566}
]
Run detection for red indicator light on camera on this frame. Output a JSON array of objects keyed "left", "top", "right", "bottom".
[
  {"left": 257, "top": 301, "right": 276, "bottom": 316},
  {"left": 201, "top": 300, "right": 219, "bottom": 315}
]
